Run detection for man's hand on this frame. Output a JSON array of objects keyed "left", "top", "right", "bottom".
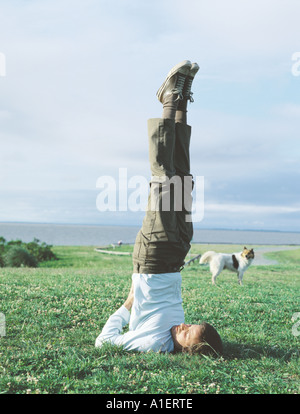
[{"left": 123, "top": 282, "right": 134, "bottom": 311}]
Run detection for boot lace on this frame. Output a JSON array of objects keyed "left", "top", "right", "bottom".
[
  {"left": 171, "top": 72, "right": 187, "bottom": 101},
  {"left": 184, "top": 76, "right": 194, "bottom": 102}
]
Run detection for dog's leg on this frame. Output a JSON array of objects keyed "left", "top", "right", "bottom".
[
  {"left": 238, "top": 271, "right": 244, "bottom": 286},
  {"left": 212, "top": 270, "right": 222, "bottom": 285}
]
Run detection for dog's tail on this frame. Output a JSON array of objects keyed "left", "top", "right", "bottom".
[{"left": 200, "top": 251, "right": 216, "bottom": 264}]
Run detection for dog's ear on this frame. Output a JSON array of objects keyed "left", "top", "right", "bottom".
[
  {"left": 243, "top": 246, "right": 247, "bottom": 250},
  {"left": 250, "top": 249, "right": 254, "bottom": 252}
]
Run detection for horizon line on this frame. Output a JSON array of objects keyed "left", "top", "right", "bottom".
[{"left": 0, "top": 221, "right": 299, "bottom": 234}]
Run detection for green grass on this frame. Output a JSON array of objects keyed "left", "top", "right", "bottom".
[
  {"left": 0, "top": 244, "right": 299, "bottom": 394},
  {"left": 265, "top": 248, "right": 300, "bottom": 265}
]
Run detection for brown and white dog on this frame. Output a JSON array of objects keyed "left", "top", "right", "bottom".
[{"left": 199, "top": 247, "right": 255, "bottom": 285}]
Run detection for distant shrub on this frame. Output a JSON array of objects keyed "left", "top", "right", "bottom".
[
  {"left": 0, "top": 236, "right": 57, "bottom": 267},
  {"left": 25, "top": 238, "right": 57, "bottom": 262},
  {"left": 4, "top": 246, "right": 38, "bottom": 268},
  {"left": 0, "top": 237, "right": 6, "bottom": 256},
  {"left": 7, "top": 239, "right": 23, "bottom": 247}
]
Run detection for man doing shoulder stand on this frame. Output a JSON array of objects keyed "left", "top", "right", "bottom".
[{"left": 95, "top": 60, "right": 223, "bottom": 355}]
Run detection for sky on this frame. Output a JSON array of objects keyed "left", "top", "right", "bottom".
[{"left": 0, "top": 0, "right": 300, "bottom": 231}]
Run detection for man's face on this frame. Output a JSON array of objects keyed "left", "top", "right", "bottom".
[{"left": 171, "top": 323, "right": 203, "bottom": 351}]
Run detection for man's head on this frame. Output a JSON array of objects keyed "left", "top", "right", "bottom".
[{"left": 171, "top": 322, "right": 223, "bottom": 356}]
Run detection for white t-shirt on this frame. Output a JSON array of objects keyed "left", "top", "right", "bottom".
[{"left": 95, "top": 272, "right": 184, "bottom": 352}]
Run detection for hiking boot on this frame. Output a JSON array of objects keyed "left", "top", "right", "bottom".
[
  {"left": 156, "top": 60, "right": 192, "bottom": 104},
  {"left": 183, "top": 62, "right": 200, "bottom": 102}
]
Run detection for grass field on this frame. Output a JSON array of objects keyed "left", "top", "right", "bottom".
[{"left": 0, "top": 244, "right": 299, "bottom": 394}]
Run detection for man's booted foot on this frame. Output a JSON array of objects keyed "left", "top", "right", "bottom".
[
  {"left": 182, "top": 62, "right": 200, "bottom": 103},
  {"left": 176, "top": 62, "right": 200, "bottom": 124},
  {"left": 156, "top": 60, "right": 192, "bottom": 120}
]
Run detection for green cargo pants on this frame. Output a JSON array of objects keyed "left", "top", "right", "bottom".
[{"left": 132, "top": 118, "right": 193, "bottom": 274}]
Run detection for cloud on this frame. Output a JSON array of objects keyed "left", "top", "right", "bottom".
[
  {"left": 273, "top": 103, "right": 300, "bottom": 118},
  {"left": 0, "top": 0, "right": 299, "bottom": 230},
  {"left": 178, "top": 0, "right": 300, "bottom": 55},
  {"left": 205, "top": 203, "right": 300, "bottom": 215}
]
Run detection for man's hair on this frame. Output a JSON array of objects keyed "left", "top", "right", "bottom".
[{"left": 183, "top": 322, "right": 223, "bottom": 356}]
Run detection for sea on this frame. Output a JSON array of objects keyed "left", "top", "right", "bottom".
[{"left": 0, "top": 222, "right": 299, "bottom": 246}]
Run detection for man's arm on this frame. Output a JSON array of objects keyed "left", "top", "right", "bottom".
[
  {"left": 123, "top": 282, "right": 134, "bottom": 311},
  {"left": 95, "top": 283, "right": 134, "bottom": 348}
]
